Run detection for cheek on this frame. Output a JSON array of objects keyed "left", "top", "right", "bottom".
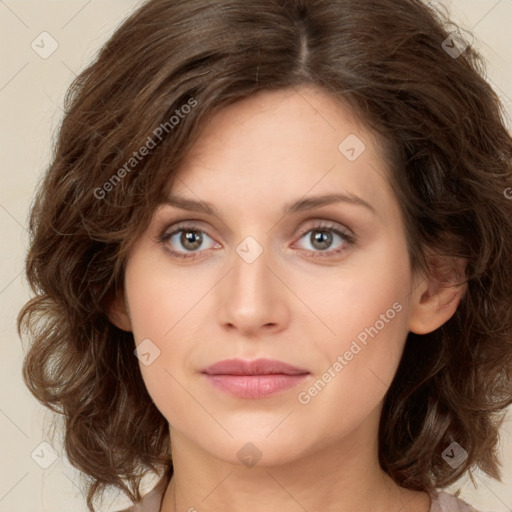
[
  {"left": 123, "top": 251, "right": 212, "bottom": 424},
  {"left": 291, "top": 292, "right": 410, "bottom": 447},
  {"left": 294, "top": 236, "right": 411, "bottom": 352},
  {"left": 124, "top": 250, "right": 197, "bottom": 340},
  {"left": 292, "top": 238, "right": 411, "bottom": 409}
]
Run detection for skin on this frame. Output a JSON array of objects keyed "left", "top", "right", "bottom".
[{"left": 109, "top": 85, "right": 466, "bottom": 512}]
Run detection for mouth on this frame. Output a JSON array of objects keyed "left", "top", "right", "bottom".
[
  {"left": 201, "top": 357, "right": 310, "bottom": 376},
  {"left": 201, "top": 358, "right": 310, "bottom": 399}
]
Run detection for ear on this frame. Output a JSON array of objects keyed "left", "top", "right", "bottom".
[
  {"left": 107, "top": 288, "right": 133, "bottom": 332},
  {"left": 408, "top": 255, "right": 467, "bottom": 335}
]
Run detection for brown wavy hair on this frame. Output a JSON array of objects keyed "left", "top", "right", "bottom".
[{"left": 17, "top": 0, "right": 512, "bottom": 510}]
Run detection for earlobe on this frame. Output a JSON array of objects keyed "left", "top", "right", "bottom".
[
  {"left": 408, "top": 256, "right": 467, "bottom": 335},
  {"left": 107, "top": 290, "right": 133, "bottom": 332}
]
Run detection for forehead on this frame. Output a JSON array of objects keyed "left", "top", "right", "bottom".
[{"left": 167, "top": 86, "right": 395, "bottom": 221}]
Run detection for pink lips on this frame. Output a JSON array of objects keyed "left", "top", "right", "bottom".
[{"left": 201, "top": 358, "right": 310, "bottom": 399}]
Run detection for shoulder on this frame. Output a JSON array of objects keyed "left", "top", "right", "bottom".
[
  {"left": 113, "top": 475, "right": 168, "bottom": 512},
  {"left": 429, "top": 490, "right": 482, "bottom": 512}
]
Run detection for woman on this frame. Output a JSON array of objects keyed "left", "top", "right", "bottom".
[{"left": 18, "top": 1, "right": 512, "bottom": 511}]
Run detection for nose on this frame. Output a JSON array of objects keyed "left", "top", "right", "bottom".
[{"left": 216, "top": 241, "right": 290, "bottom": 337}]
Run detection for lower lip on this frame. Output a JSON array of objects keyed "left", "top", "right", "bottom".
[{"left": 203, "top": 374, "right": 309, "bottom": 398}]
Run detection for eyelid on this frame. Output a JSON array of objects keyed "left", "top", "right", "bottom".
[
  {"left": 289, "top": 214, "right": 352, "bottom": 237},
  {"left": 294, "top": 218, "right": 354, "bottom": 237},
  {"left": 158, "top": 218, "right": 218, "bottom": 239},
  {"left": 160, "top": 221, "right": 220, "bottom": 246}
]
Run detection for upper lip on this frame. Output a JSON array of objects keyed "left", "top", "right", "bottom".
[{"left": 202, "top": 358, "right": 309, "bottom": 376}]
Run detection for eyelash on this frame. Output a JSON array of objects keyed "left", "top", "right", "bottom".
[{"left": 158, "top": 221, "right": 357, "bottom": 261}]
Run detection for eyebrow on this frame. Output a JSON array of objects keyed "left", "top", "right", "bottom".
[{"left": 162, "top": 192, "right": 376, "bottom": 216}]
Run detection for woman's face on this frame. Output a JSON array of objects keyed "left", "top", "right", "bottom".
[{"left": 117, "top": 85, "right": 424, "bottom": 466}]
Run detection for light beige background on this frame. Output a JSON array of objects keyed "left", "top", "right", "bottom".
[{"left": 1, "top": 1, "right": 511, "bottom": 511}]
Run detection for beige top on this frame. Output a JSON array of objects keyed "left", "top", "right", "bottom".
[{"left": 117, "top": 479, "right": 481, "bottom": 512}]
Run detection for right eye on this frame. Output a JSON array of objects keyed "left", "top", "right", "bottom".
[{"left": 159, "top": 224, "right": 222, "bottom": 260}]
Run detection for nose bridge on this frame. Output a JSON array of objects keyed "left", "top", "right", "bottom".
[
  {"left": 217, "top": 232, "right": 287, "bottom": 332},
  {"left": 231, "top": 233, "right": 274, "bottom": 307}
]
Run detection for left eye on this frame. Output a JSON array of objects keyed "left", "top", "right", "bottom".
[{"left": 293, "top": 226, "right": 354, "bottom": 257}]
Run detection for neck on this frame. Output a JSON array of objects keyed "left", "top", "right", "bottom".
[{"left": 159, "top": 415, "right": 430, "bottom": 512}]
